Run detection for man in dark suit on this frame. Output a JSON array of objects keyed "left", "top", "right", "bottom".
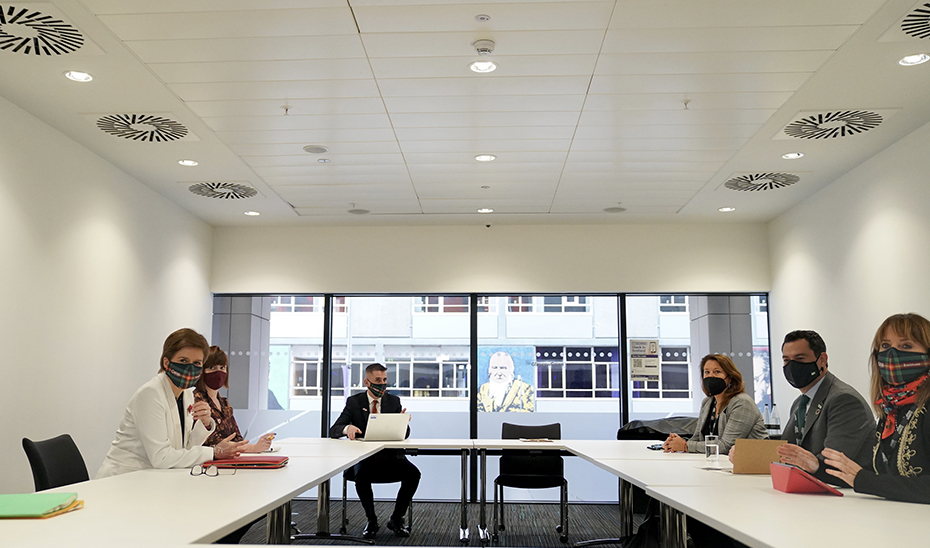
[
  {"left": 776, "top": 330, "right": 874, "bottom": 483},
  {"left": 330, "top": 363, "right": 420, "bottom": 539}
]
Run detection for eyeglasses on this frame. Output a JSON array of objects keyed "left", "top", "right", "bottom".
[{"left": 190, "top": 464, "right": 237, "bottom": 477}]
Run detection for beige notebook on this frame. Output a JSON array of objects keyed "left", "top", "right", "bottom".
[{"left": 733, "top": 439, "right": 787, "bottom": 474}]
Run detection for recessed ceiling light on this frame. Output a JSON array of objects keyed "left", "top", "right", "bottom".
[
  {"left": 782, "top": 152, "right": 804, "bottom": 160},
  {"left": 178, "top": 159, "right": 198, "bottom": 167},
  {"left": 475, "top": 14, "right": 491, "bottom": 22},
  {"left": 469, "top": 60, "right": 497, "bottom": 73},
  {"left": 244, "top": 211, "right": 260, "bottom": 216},
  {"left": 475, "top": 154, "right": 497, "bottom": 162},
  {"left": 718, "top": 207, "right": 736, "bottom": 212},
  {"left": 477, "top": 208, "right": 494, "bottom": 213},
  {"left": 603, "top": 206, "right": 627, "bottom": 213},
  {"left": 303, "top": 145, "right": 329, "bottom": 154},
  {"left": 318, "top": 158, "right": 331, "bottom": 163},
  {"left": 348, "top": 208, "right": 370, "bottom": 215},
  {"left": 899, "top": 53, "right": 930, "bottom": 66},
  {"left": 481, "top": 185, "right": 491, "bottom": 189},
  {"left": 64, "top": 70, "right": 93, "bottom": 82}
]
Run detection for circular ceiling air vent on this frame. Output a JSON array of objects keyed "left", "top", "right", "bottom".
[
  {"left": 783, "top": 110, "right": 882, "bottom": 139},
  {"left": 97, "top": 114, "right": 189, "bottom": 142},
  {"left": 188, "top": 182, "right": 257, "bottom": 200},
  {"left": 724, "top": 173, "right": 799, "bottom": 192},
  {"left": 902, "top": 3, "right": 930, "bottom": 39},
  {"left": 0, "top": 5, "right": 84, "bottom": 55}
]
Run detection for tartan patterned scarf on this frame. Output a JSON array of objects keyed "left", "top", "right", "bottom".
[{"left": 876, "top": 374, "right": 928, "bottom": 439}]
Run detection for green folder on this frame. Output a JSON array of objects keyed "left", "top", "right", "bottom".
[{"left": 0, "top": 493, "right": 78, "bottom": 518}]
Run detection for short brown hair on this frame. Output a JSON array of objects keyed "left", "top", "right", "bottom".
[
  {"left": 869, "top": 313, "right": 930, "bottom": 416},
  {"left": 195, "top": 345, "right": 229, "bottom": 391},
  {"left": 159, "top": 328, "right": 209, "bottom": 372},
  {"left": 699, "top": 354, "right": 746, "bottom": 410},
  {"left": 365, "top": 363, "right": 387, "bottom": 376}
]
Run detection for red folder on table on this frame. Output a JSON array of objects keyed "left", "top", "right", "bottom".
[
  {"left": 204, "top": 455, "right": 289, "bottom": 469},
  {"left": 770, "top": 462, "right": 842, "bottom": 496}
]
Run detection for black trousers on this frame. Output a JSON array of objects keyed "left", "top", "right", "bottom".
[{"left": 352, "top": 452, "right": 421, "bottom": 523}]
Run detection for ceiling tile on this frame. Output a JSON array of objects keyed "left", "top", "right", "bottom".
[
  {"left": 124, "top": 35, "right": 367, "bottom": 63},
  {"left": 384, "top": 94, "right": 586, "bottom": 113},
  {"left": 577, "top": 109, "right": 776, "bottom": 126},
  {"left": 404, "top": 151, "right": 568, "bottom": 164},
  {"left": 361, "top": 30, "right": 605, "bottom": 57},
  {"left": 169, "top": 80, "right": 381, "bottom": 102},
  {"left": 594, "top": 51, "right": 834, "bottom": 76},
  {"left": 97, "top": 8, "right": 358, "bottom": 40},
  {"left": 243, "top": 153, "right": 406, "bottom": 167},
  {"left": 601, "top": 25, "right": 859, "bottom": 53},
  {"left": 573, "top": 124, "right": 761, "bottom": 140},
  {"left": 202, "top": 114, "right": 393, "bottom": 132},
  {"left": 186, "top": 98, "right": 388, "bottom": 118},
  {"left": 353, "top": 2, "right": 615, "bottom": 32},
  {"left": 394, "top": 126, "right": 576, "bottom": 140},
  {"left": 369, "top": 54, "right": 598, "bottom": 78},
  {"left": 150, "top": 59, "right": 374, "bottom": 83},
  {"left": 590, "top": 73, "right": 813, "bottom": 94},
  {"left": 228, "top": 142, "right": 401, "bottom": 156},
  {"left": 400, "top": 139, "right": 572, "bottom": 153},
  {"left": 216, "top": 128, "right": 399, "bottom": 144},
  {"left": 377, "top": 76, "right": 591, "bottom": 96},
  {"left": 390, "top": 111, "right": 580, "bottom": 128}
]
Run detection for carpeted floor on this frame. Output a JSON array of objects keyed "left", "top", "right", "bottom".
[{"left": 240, "top": 500, "right": 635, "bottom": 546}]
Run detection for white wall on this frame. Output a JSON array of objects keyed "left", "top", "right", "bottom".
[
  {"left": 0, "top": 96, "right": 214, "bottom": 493},
  {"left": 213, "top": 223, "right": 770, "bottom": 293},
  {"left": 768, "top": 121, "right": 930, "bottom": 416}
]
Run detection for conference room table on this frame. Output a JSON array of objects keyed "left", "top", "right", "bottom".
[{"left": 5, "top": 438, "right": 928, "bottom": 548}]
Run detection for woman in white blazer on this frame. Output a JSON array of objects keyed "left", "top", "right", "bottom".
[{"left": 97, "top": 328, "right": 247, "bottom": 478}]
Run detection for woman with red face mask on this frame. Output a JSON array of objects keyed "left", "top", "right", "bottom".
[
  {"left": 193, "top": 346, "right": 273, "bottom": 453},
  {"left": 823, "top": 313, "right": 930, "bottom": 504}
]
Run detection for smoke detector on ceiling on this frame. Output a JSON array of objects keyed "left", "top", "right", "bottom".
[
  {"left": 0, "top": 5, "right": 84, "bottom": 55},
  {"left": 188, "top": 182, "right": 257, "bottom": 200},
  {"left": 473, "top": 39, "right": 495, "bottom": 55},
  {"left": 724, "top": 173, "right": 799, "bottom": 192}
]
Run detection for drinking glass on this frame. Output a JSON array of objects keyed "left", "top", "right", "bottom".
[{"left": 704, "top": 435, "right": 719, "bottom": 462}]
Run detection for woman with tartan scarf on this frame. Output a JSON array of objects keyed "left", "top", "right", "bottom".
[{"left": 822, "top": 313, "right": 930, "bottom": 503}]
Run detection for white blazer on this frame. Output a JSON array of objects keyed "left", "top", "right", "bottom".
[{"left": 97, "top": 372, "right": 215, "bottom": 478}]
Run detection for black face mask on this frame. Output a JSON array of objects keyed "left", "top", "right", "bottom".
[
  {"left": 783, "top": 359, "right": 821, "bottom": 389},
  {"left": 703, "top": 377, "right": 727, "bottom": 396}
]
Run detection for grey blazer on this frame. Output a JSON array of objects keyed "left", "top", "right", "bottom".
[
  {"left": 782, "top": 371, "right": 874, "bottom": 483},
  {"left": 686, "top": 392, "right": 768, "bottom": 454}
]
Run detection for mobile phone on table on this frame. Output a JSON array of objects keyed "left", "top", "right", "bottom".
[{"left": 647, "top": 443, "right": 664, "bottom": 451}]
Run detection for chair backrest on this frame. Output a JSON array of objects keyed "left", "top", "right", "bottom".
[
  {"left": 500, "top": 423, "right": 562, "bottom": 477},
  {"left": 22, "top": 434, "right": 90, "bottom": 491}
]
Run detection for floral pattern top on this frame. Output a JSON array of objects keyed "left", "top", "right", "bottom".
[{"left": 193, "top": 388, "right": 244, "bottom": 447}]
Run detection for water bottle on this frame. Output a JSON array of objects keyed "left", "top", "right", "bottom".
[
  {"left": 770, "top": 404, "right": 781, "bottom": 436},
  {"left": 763, "top": 404, "right": 771, "bottom": 426}
]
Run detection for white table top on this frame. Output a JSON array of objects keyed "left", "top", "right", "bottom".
[
  {"left": 2, "top": 454, "right": 368, "bottom": 547},
  {"left": 564, "top": 439, "right": 705, "bottom": 461},
  {"left": 646, "top": 483, "right": 930, "bottom": 548},
  {"left": 590, "top": 457, "right": 771, "bottom": 490}
]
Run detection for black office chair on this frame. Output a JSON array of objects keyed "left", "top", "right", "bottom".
[
  {"left": 493, "top": 422, "right": 568, "bottom": 543},
  {"left": 22, "top": 434, "right": 90, "bottom": 491},
  {"left": 338, "top": 467, "right": 413, "bottom": 535}
]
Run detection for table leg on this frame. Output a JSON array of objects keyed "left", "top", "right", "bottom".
[
  {"left": 317, "top": 480, "right": 331, "bottom": 534},
  {"left": 658, "top": 501, "right": 687, "bottom": 548},
  {"left": 619, "top": 479, "right": 633, "bottom": 537},
  {"left": 267, "top": 500, "right": 292, "bottom": 544},
  {"left": 478, "top": 447, "right": 489, "bottom": 543},
  {"left": 460, "top": 448, "right": 470, "bottom": 544}
]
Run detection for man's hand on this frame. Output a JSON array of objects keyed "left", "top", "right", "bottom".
[
  {"left": 777, "top": 444, "right": 820, "bottom": 473},
  {"left": 346, "top": 425, "right": 362, "bottom": 440}
]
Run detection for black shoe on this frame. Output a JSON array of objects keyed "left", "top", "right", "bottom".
[
  {"left": 386, "top": 517, "right": 410, "bottom": 537},
  {"left": 362, "top": 521, "right": 379, "bottom": 539}
]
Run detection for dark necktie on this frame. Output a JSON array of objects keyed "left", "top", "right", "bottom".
[
  {"left": 796, "top": 394, "right": 810, "bottom": 432},
  {"left": 371, "top": 399, "right": 378, "bottom": 414}
]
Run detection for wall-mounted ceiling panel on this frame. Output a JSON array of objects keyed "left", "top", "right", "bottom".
[
  {"left": 149, "top": 59, "right": 374, "bottom": 84},
  {"left": 361, "top": 30, "right": 605, "bottom": 57},
  {"left": 353, "top": 2, "right": 615, "bottom": 32},
  {"left": 123, "top": 35, "right": 367, "bottom": 63},
  {"left": 97, "top": 9, "right": 357, "bottom": 40},
  {"left": 600, "top": 25, "right": 860, "bottom": 53}
]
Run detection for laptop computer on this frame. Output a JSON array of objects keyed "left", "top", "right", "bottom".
[
  {"left": 361, "top": 413, "right": 410, "bottom": 441},
  {"left": 733, "top": 438, "right": 787, "bottom": 474}
]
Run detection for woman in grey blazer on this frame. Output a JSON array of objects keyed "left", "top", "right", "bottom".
[{"left": 663, "top": 354, "right": 768, "bottom": 454}]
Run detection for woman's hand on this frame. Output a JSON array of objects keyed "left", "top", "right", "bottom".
[
  {"left": 249, "top": 433, "right": 274, "bottom": 452},
  {"left": 823, "top": 448, "right": 862, "bottom": 487},
  {"left": 190, "top": 400, "right": 212, "bottom": 428},
  {"left": 777, "top": 444, "right": 820, "bottom": 473},
  {"left": 213, "top": 434, "right": 248, "bottom": 460},
  {"left": 663, "top": 433, "right": 687, "bottom": 453}
]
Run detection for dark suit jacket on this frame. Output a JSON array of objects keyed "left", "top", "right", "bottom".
[
  {"left": 783, "top": 371, "right": 874, "bottom": 483},
  {"left": 329, "top": 392, "right": 410, "bottom": 459}
]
